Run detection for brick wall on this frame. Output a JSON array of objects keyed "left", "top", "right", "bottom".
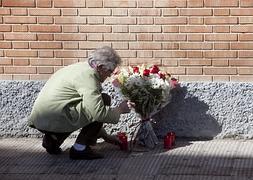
[{"left": 0, "top": 0, "right": 253, "bottom": 82}]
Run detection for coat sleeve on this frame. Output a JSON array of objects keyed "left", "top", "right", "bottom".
[{"left": 74, "top": 73, "right": 121, "bottom": 124}]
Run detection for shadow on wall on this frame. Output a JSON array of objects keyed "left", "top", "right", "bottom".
[{"left": 153, "top": 86, "right": 222, "bottom": 139}]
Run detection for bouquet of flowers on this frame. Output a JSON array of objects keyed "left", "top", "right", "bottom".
[{"left": 113, "top": 65, "right": 176, "bottom": 149}]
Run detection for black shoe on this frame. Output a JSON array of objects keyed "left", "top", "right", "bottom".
[
  {"left": 69, "top": 146, "right": 104, "bottom": 160},
  {"left": 42, "top": 134, "right": 62, "bottom": 155}
]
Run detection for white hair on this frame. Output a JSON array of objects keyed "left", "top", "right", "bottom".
[{"left": 88, "top": 46, "right": 121, "bottom": 70}]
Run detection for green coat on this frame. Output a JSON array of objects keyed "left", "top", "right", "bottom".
[{"left": 28, "top": 61, "right": 120, "bottom": 133}]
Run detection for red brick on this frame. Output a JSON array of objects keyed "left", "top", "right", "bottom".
[
  {"left": 187, "top": 34, "right": 204, "bottom": 41},
  {"left": 128, "top": 58, "right": 161, "bottom": 66},
  {"left": 239, "top": 51, "right": 253, "bottom": 58},
  {"left": 5, "top": 33, "right": 37, "bottom": 41},
  {"left": 87, "top": 34, "right": 103, "bottom": 41},
  {"left": 130, "top": 26, "right": 161, "bottom": 33},
  {"left": 189, "top": 17, "right": 204, "bottom": 25},
  {"left": 37, "top": 34, "right": 54, "bottom": 41},
  {"left": 204, "top": 67, "right": 237, "bottom": 75},
  {"left": 187, "top": 0, "right": 203, "bottom": 7},
  {"left": 180, "top": 43, "right": 212, "bottom": 50},
  {"left": 104, "top": 17, "right": 136, "bottom": 25},
  {"left": 30, "top": 42, "right": 62, "bottom": 49},
  {"left": 231, "top": 9, "right": 253, "bottom": 16},
  {"left": 5, "top": 66, "right": 36, "bottom": 74},
  {"left": 3, "top": 0, "right": 35, "bottom": 7},
  {"left": 55, "top": 17, "right": 87, "bottom": 24},
  {"left": 54, "top": 0, "right": 85, "bottom": 8},
  {"left": 155, "top": 0, "right": 186, "bottom": 7},
  {"left": 186, "top": 67, "right": 203, "bottom": 75},
  {"left": 187, "top": 51, "right": 203, "bottom": 58},
  {"left": 11, "top": 8, "right": 27, "bottom": 15},
  {"left": 55, "top": 34, "right": 86, "bottom": 41},
  {"left": 231, "top": 43, "right": 253, "bottom": 50},
  {"left": 180, "top": 9, "right": 212, "bottom": 16},
  {"left": 0, "top": 74, "right": 13, "bottom": 80},
  {"left": 13, "top": 75, "right": 30, "bottom": 80},
  {"left": 6, "top": 50, "right": 37, "bottom": 57},
  {"left": 0, "top": 58, "right": 12, "bottom": 65},
  {"left": 163, "top": 9, "right": 178, "bottom": 16},
  {"left": 63, "top": 42, "right": 79, "bottom": 49},
  {"left": 104, "top": 34, "right": 136, "bottom": 41},
  {"left": 0, "top": 8, "right": 11, "bottom": 15},
  {"left": 204, "top": 0, "right": 238, "bottom": 7},
  {"left": 62, "top": 9, "right": 78, "bottom": 16},
  {"left": 229, "top": 59, "right": 253, "bottom": 66},
  {"left": 205, "top": 34, "right": 238, "bottom": 41},
  {"left": 239, "top": 34, "right": 253, "bottom": 41},
  {"left": 30, "top": 25, "right": 61, "bottom": 32},
  {"left": 0, "top": 42, "right": 11, "bottom": 49},
  {"left": 213, "top": 76, "right": 230, "bottom": 81},
  {"left": 205, "top": 17, "right": 238, "bottom": 25},
  {"left": 162, "top": 43, "right": 179, "bottom": 50},
  {"left": 213, "top": 9, "right": 230, "bottom": 16},
  {"left": 214, "top": 43, "right": 230, "bottom": 50},
  {"left": 12, "top": 42, "right": 29, "bottom": 49},
  {"left": 86, "top": 0, "right": 103, "bottom": 7},
  {"left": 179, "top": 75, "right": 212, "bottom": 81},
  {"left": 117, "top": 50, "right": 136, "bottom": 58},
  {"left": 0, "top": 24, "right": 11, "bottom": 32},
  {"left": 4, "top": 17, "right": 36, "bottom": 24},
  {"left": 238, "top": 68, "right": 253, "bottom": 75},
  {"left": 104, "top": 0, "right": 136, "bottom": 8},
  {"left": 13, "top": 58, "right": 29, "bottom": 66},
  {"left": 155, "top": 17, "right": 187, "bottom": 25},
  {"left": 213, "top": 26, "right": 230, "bottom": 33},
  {"left": 13, "top": 25, "right": 28, "bottom": 32},
  {"left": 231, "top": 75, "right": 253, "bottom": 82},
  {"left": 62, "top": 26, "right": 78, "bottom": 33},
  {"left": 179, "top": 59, "right": 211, "bottom": 66},
  {"left": 137, "top": 17, "right": 154, "bottom": 25},
  {"left": 129, "top": 9, "right": 160, "bottom": 16},
  {"left": 239, "top": 17, "right": 253, "bottom": 24},
  {"left": 63, "top": 59, "right": 79, "bottom": 65},
  {"left": 154, "top": 34, "right": 186, "bottom": 41},
  {"left": 87, "top": 17, "right": 103, "bottom": 24},
  {"left": 55, "top": 50, "right": 87, "bottom": 58},
  {"left": 112, "top": 26, "right": 128, "bottom": 33},
  {"left": 37, "top": 67, "right": 54, "bottom": 74},
  {"left": 204, "top": 51, "right": 237, "bottom": 58},
  {"left": 30, "top": 8, "right": 60, "bottom": 16},
  {"left": 162, "top": 59, "right": 178, "bottom": 66},
  {"left": 0, "top": 67, "right": 3, "bottom": 74},
  {"left": 240, "top": 0, "right": 253, "bottom": 7},
  {"left": 30, "top": 74, "right": 52, "bottom": 80},
  {"left": 37, "top": 0, "right": 52, "bottom": 7},
  {"left": 164, "top": 67, "right": 186, "bottom": 75},
  {"left": 138, "top": 0, "right": 153, "bottom": 8},
  {"left": 129, "top": 42, "right": 161, "bottom": 50},
  {"left": 162, "top": 26, "right": 179, "bottom": 33},
  {"left": 112, "top": 42, "right": 128, "bottom": 50},
  {"left": 180, "top": 26, "right": 212, "bottom": 33},
  {"left": 30, "top": 58, "right": 62, "bottom": 66},
  {"left": 137, "top": 51, "right": 153, "bottom": 58},
  {"left": 79, "top": 42, "right": 111, "bottom": 49},
  {"left": 112, "top": 9, "right": 128, "bottom": 16},
  {"left": 38, "top": 51, "right": 54, "bottom": 58},
  {"left": 154, "top": 51, "right": 186, "bottom": 58},
  {"left": 79, "top": 8, "right": 111, "bottom": 16},
  {"left": 137, "top": 34, "right": 153, "bottom": 41},
  {"left": 231, "top": 26, "right": 253, "bottom": 33},
  {"left": 38, "top": 17, "right": 53, "bottom": 24},
  {"left": 212, "top": 59, "right": 229, "bottom": 66}
]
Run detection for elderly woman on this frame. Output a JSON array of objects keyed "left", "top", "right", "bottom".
[{"left": 28, "top": 46, "right": 131, "bottom": 160}]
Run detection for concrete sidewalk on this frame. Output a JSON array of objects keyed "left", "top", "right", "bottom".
[{"left": 0, "top": 138, "right": 253, "bottom": 180}]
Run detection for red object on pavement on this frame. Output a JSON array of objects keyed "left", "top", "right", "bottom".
[
  {"left": 164, "top": 134, "right": 172, "bottom": 149},
  {"left": 168, "top": 132, "right": 176, "bottom": 146},
  {"left": 117, "top": 132, "right": 128, "bottom": 151}
]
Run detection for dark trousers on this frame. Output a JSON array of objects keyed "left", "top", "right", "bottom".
[{"left": 41, "top": 93, "right": 111, "bottom": 147}]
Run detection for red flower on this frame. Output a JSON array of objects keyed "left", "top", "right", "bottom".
[
  {"left": 133, "top": 66, "right": 139, "bottom": 73},
  {"left": 158, "top": 71, "right": 166, "bottom": 80},
  {"left": 149, "top": 65, "right": 160, "bottom": 74},
  {"left": 143, "top": 69, "right": 150, "bottom": 76},
  {"left": 171, "top": 78, "right": 179, "bottom": 88}
]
